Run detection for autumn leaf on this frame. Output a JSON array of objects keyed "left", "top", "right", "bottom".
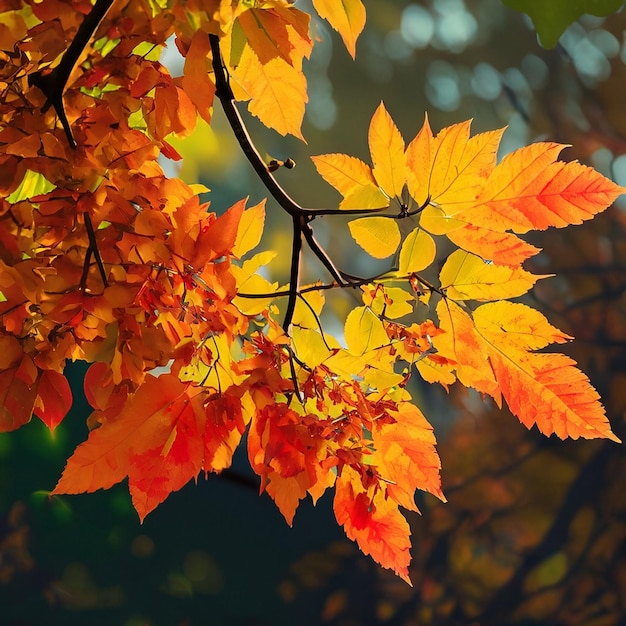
[
  {"left": 344, "top": 306, "right": 389, "bottom": 356},
  {"left": 371, "top": 402, "right": 445, "bottom": 511},
  {"left": 34, "top": 370, "right": 72, "bottom": 431},
  {"left": 456, "top": 143, "right": 626, "bottom": 234},
  {"left": 230, "top": 28, "right": 309, "bottom": 139},
  {"left": 334, "top": 465, "right": 413, "bottom": 583},
  {"left": 439, "top": 249, "right": 547, "bottom": 301},
  {"left": 369, "top": 102, "right": 406, "bottom": 200},
  {"left": 473, "top": 303, "right": 620, "bottom": 442},
  {"left": 232, "top": 199, "right": 266, "bottom": 258},
  {"left": 311, "top": 0, "right": 366, "bottom": 58},
  {"left": 52, "top": 375, "right": 210, "bottom": 520},
  {"left": 348, "top": 217, "right": 401, "bottom": 258},
  {"left": 397, "top": 227, "right": 436, "bottom": 274},
  {"left": 310, "top": 153, "right": 388, "bottom": 209}
]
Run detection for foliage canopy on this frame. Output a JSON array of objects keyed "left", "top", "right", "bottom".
[{"left": 0, "top": 0, "right": 622, "bottom": 582}]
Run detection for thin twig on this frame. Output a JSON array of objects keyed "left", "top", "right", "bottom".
[{"left": 83, "top": 212, "right": 109, "bottom": 290}]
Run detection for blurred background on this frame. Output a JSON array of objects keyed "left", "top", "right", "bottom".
[{"left": 1, "top": 0, "right": 625, "bottom": 624}]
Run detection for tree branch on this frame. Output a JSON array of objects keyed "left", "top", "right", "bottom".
[
  {"left": 283, "top": 216, "right": 304, "bottom": 332},
  {"left": 29, "top": 0, "right": 116, "bottom": 147}
]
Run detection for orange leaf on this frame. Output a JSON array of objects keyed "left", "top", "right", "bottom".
[
  {"left": 248, "top": 404, "right": 321, "bottom": 525},
  {"left": 372, "top": 402, "right": 445, "bottom": 511},
  {"left": 488, "top": 351, "right": 620, "bottom": 443},
  {"left": 433, "top": 300, "right": 500, "bottom": 400},
  {"left": 52, "top": 375, "right": 208, "bottom": 520},
  {"left": 238, "top": 7, "right": 311, "bottom": 65},
  {"left": 34, "top": 370, "right": 72, "bottom": 431},
  {"left": 472, "top": 303, "right": 619, "bottom": 442},
  {"left": 193, "top": 199, "right": 245, "bottom": 267},
  {"left": 334, "top": 466, "right": 412, "bottom": 583},
  {"left": 180, "top": 29, "right": 216, "bottom": 126},
  {"left": 446, "top": 224, "right": 541, "bottom": 267},
  {"left": 461, "top": 143, "right": 626, "bottom": 234}
]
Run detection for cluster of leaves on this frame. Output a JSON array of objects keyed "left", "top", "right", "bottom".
[{"left": 0, "top": 0, "right": 622, "bottom": 581}]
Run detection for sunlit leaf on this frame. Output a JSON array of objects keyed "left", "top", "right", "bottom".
[
  {"left": 369, "top": 102, "right": 406, "bottom": 199},
  {"left": 397, "top": 227, "right": 436, "bottom": 274},
  {"left": 439, "top": 249, "right": 547, "bottom": 301},
  {"left": 311, "top": 0, "right": 366, "bottom": 58},
  {"left": 348, "top": 217, "right": 401, "bottom": 258},
  {"left": 344, "top": 306, "right": 389, "bottom": 355}
]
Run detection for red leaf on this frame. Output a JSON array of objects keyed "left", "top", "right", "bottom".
[{"left": 34, "top": 370, "right": 72, "bottom": 431}]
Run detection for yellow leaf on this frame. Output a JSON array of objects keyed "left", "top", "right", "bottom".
[
  {"left": 291, "top": 327, "right": 333, "bottom": 368},
  {"left": 369, "top": 102, "right": 406, "bottom": 199},
  {"left": 311, "top": 153, "right": 388, "bottom": 209},
  {"left": 348, "top": 217, "right": 400, "bottom": 258},
  {"left": 439, "top": 249, "right": 546, "bottom": 301},
  {"left": 231, "top": 44, "right": 307, "bottom": 139},
  {"left": 362, "top": 285, "right": 414, "bottom": 319},
  {"left": 232, "top": 199, "right": 266, "bottom": 257},
  {"left": 398, "top": 227, "right": 436, "bottom": 274},
  {"left": 311, "top": 0, "right": 366, "bottom": 58},
  {"left": 341, "top": 185, "right": 389, "bottom": 210},
  {"left": 413, "top": 122, "right": 504, "bottom": 234},
  {"left": 344, "top": 306, "right": 389, "bottom": 356},
  {"left": 473, "top": 301, "right": 572, "bottom": 351},
  {"left": 7, "top": 170, "right": 55, "bottom": 203}
]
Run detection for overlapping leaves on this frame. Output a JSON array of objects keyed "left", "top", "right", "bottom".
[{"left": 0, "top": 0, "right": 622, "bottom": 586}]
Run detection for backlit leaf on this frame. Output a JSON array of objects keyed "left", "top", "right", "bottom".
[
  {"left": 460, "top": 143, "right": 626, "bottom": 234},
  {"left": 334, "top": 465, "right": 412, "bottom": 583},
  {"left": 311, "top": 153, "right": 388, "bottom": 209},
  {"left": 439, "top": 249, "right": 546, "bottom": 301},
  {"left": 369, "top": 102, "right": 406, "bottom": 199},
  {"left": 348, "top": 217, "right": 401, "bottom": 258},
  {"left": 344, "top": 306, "right": 389, "bottom": 356},
  {"left": 312, "top": 0, "right": 366, "bottom": 58},
  {"left": 232, "top": 199, "right": 266, "bottom": 257},
  {"left": 397, "top": 227, "right": 436, "bottom": 274},
  {"left": 34, "top": 370, "right": 72, "bottom": 431}
]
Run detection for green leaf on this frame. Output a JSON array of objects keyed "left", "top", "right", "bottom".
[
  {"left": 502, "top": 0, "right": 625, "bottom": 48},
  {"left": 6, "top": 170, "right": 55, "bottom": 203}
]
